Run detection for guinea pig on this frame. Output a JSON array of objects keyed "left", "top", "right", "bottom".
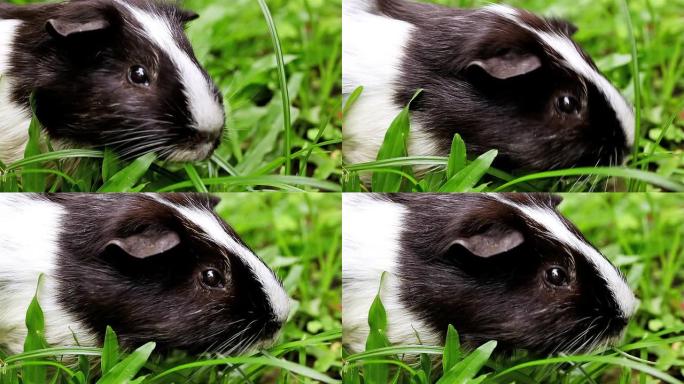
[
  {"left": 343, "top": 0, "right": 635, "bottom": 172},
  {"left": 342, "top": 193, "right": 637, "bottom": 355},
  {"left": 0, "top": 0, "right": 225, "bottom": 165},
  {"left": 0, "top": 193, "right": 289, "bottom": 355}
]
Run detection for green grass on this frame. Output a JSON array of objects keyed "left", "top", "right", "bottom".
[
  {"left": 0, "top": 0, "right": 342, "bottom": 192},
  {"left": 342, "top": 0, "right": 684, "bottom": 192},
  {"left": 0, "top": 193, "right": 342, "bottom": 383},
  {"left": 343, "top": 193, "right": 684, "bottom": 383}
]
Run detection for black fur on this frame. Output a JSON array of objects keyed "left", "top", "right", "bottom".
[
  {"left": 45, "top": 193, "right": 282, "bottom": 354},
  {"left": 0, "top": 0, "right": 224, "bottom": 160},
  {"left": 370, "top": 0, "right": 630, "bottom": 171},
  {"left": 383, "top": 193, "right": 629, "bottom": 354}
]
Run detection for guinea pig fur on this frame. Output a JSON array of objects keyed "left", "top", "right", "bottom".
[
  {"left": 342, "top": 193, "right": 637, "bottom": 355},
  {"left": 343, "top": 0, "right": 635, "bottom": 172},
  {"left": 0, "top": 0, "right": 225, "bottom": 165},
  {"left": 0, "top": 193, "right": 289, "bottom": 355}
]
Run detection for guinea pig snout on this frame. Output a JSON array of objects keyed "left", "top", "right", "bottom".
[
  {"left": 262, "top": 317, "right": 286, "bottom": 338},
  {"left": 193, "top": 129, "right": 223, "bottom": 144}
]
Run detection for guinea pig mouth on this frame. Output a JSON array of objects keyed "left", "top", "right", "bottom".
[{"left": 165, "top": 134, "right": 222, "bottom": 162}]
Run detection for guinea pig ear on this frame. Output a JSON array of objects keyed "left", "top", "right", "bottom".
[
  {"left": 467, "top": 50, "right": 542, "bottom": 80},
  {"left": 451, "top": 226, "right": 524, "bottom": 258},
  {"left": 46, "top": 17, "right": 111, "bottom": 39},
  {"left": 179, "top": 9, "right": 200, "bottom": 23},
  {"left": 106, "top": 228, "right": 181, "bottom": 259}
]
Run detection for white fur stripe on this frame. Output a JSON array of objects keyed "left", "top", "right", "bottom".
[
  {"left": 116, "top": 1, "right": 224, "bottom": 134},
  {"left": 485, "top": 5, "right": 635, "bottom": 146},
  {"left": 0, "top": 19, "right": 22, "bottom": 72},
  {"left": 0, "top": 19, "right": 31, "bottom": 165},
  {"left": 152, "top": 196, "right": 290, "bottom": 323},
  {"left": 490, "top": 194, "right": 637, "bottom": 318}
]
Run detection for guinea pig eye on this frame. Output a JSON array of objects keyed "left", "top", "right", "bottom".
[
  {"left": 128, "top": 65, "right": 150, "bottom": 86},
  {"left": 545, "top": 267, "right": 569, "bottom": 287},
  {"left": 200, "top": 269, "right": 225, "bottom": 289},
  {"left": 557, "top": 95, "right": 581, "bottom": 114}
]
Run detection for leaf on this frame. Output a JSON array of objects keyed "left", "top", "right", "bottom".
[
  {"left": 101, "top": 148, "right": 121, "bottom": 182},
  {"left": 184, "top": 164, "right": 209, "bottom": 192},
  {"left": 22, "top": 95, "right": 45, "bottom": 193},
  {"left": 101, "top": 326, "right": 120, "bottom": 375},
  {"left": 97, "top": 153, "right": 156, "bottom": 192},
  {"left": 446, "top": 134, "right": 467, "bottom": 179},
  {"left": 443, "top": 325, "right": 461, "bottom": 372},
  {"left": 96, "top": 342, "right": 155, "bottom": 384},
  {"left": 439, "top": 150, "right": 497, "bottom": 192},
  {"left": 436, "top": 341, "right": 497, "bottom": 384},
  {"left": 371, "top": 91, "right": 421, "bottom": 192},
  {"left": 343, "top": 86, "right": 364, "bottom": 116},
  {"left": 23, "top": 275, "right": 48, "bottom": 384},
  {"left": 365, "top": 273, "right": 391, "bottom": 384}
]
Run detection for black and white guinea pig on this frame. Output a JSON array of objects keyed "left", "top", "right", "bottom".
[
  {"left": 343, "top": 0, "right": 635, "bottom": 172},
  {"left": 0, "top": 0, "right": 225, "bottom": 165},
  {"left": 342, "top": 193, "right": 637, "bottom": 355},
  {"left": 0, "top": 193, "right": 289, "bottom": 355}
]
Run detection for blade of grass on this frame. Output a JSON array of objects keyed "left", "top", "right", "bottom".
[
  {"left": 96, "top": 342, "right": 155, "bottom": 384},
  {"left": 438, "top": 150, "right": 497, "bottom": 192},
  {"left": 371, "top": 91, "right": 421, "bottom": 192},
  {"left": 184, "top": 164, "right": 209, "bottom": 192},
  {"left": 97, "top": 153, "right": 156, "bottom": 193},
  {"left": 258, "top": 0, "right": 292, "bottom": 175},
  {"left": 494, "top": 167, "right": 684, "bottom": 191},
  {"left": 5, "top": 150, "right": 103, "bottom": 173},
  {"left": 22, "top": 97, "right": 45, "bottom": 193},
  {"left": 149, "top": 356, "right": 340, "bottom": 384},
  {"left": 157, "top": 175, "right": 340, "bottom": 192},
  {"left": 101, "top": 327, "right": 119, "bottom": 376}
]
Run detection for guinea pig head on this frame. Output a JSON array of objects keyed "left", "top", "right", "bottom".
[
  {"left": 389, "top": 3, "right": 635, "bottom": 171},
  {"left": 54, "top": 194, "right": 289, "bottom": 354},
  {"left": 397, "top": 194, "right": 637, "bottom": 354},
  {"left": 21, "top": 0, "right": 225, "bottom": 161}
]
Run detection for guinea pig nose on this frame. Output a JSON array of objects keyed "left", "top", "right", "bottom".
[
  {"left": 263, "top": 318, "right": 284, "bottom": 336},
  {"left": 196, "top": 130, "right": 222, "bottom": 143},
  {"left": 613, "top": 316, "right": 629, "bottom": 328}
]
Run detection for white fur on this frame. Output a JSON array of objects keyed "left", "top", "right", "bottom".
[
  {"left": 0, "top": 195, "right": 96, "bottom": 354},
  {"left": 0, "top": 19, "right": 31, "bottom": 165},
  {"left": 342, "top": 1, "right": 438, "bottom": 166},
  {"left": 118, "top": 1, "right": 225, "bottom": 135},
  {"left": 151, "top": 195, "right": 290, "bottom": 323},
  {"left": 485, "top": 5, "right": 635, "bottom": 146},
  {"left": 342, "top": 194, "right": 440, "bottom": 353},
  {"left": 490, "top": 194, "right": 637, "bottom": 318}
]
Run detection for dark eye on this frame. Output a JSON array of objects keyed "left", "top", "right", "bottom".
[
  {"left": 545, "top": 267, "right": 569, "bottom": 287},
  {"left": 201, "top": 269, "right": 225, "bottom": 289},
  {"left": 128, "top": 65, "right": 150, "bottom": 86},
  {"left": 557, "top": 95, "right": 580, "bottom": 114}
]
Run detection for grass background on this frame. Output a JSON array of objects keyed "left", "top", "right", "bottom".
[
  {"left": 0, "top": 0, "right": 342, "bottom": 192},
  {"left": 0, "top": 193, "right": 342, "bottom": 383},
  {"left": 342, "top": 0, "right": 684, "bottom": 193},
  {"left": 343, "top": 193, "right": 684, "bottom": 384}
]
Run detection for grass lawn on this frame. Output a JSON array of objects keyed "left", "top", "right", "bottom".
[
  {"left": 0, "top": 0, "right": 342, "bottom": 193},
  {"left": 0, "top": 193, "right": 343, "bottom": 383},
  {"left": 343, "top": 0, "right": 684, "bottom": 193},
  {"left": 343, "top": 193, "right": 684, "bottom": 384}
]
